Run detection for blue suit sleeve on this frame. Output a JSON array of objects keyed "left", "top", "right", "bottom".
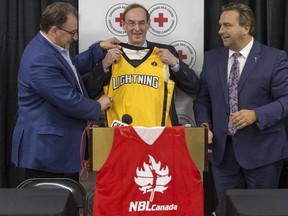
[
  {"left": 30, "top": 53, "right": 102, "bottom": 122},
  {"left": 254, "top": 50, "right": 288, "bottom": 130},
  {"left": 73, "top": 42, "right": 105, "bottom": 75}
]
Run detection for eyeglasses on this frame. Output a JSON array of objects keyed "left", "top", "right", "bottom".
[
  {"left": 57, "top": 26, "right": 78, "bottom": 36},
  {"left": 124, "top": 20, "right": 148, "bottom": 28}
]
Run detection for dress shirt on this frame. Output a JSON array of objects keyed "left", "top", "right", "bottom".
[{"left": 227, "top": 37, "right": 254, "bottom": 81}]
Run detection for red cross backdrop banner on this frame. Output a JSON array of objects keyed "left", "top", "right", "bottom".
[{"left": 79, "top": 0, "right": 204, "bottom": 127}]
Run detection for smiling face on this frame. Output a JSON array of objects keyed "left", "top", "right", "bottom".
[
  {"left": 122, "top": 7, "right": 150, "bottom": 47},
  {"left": 218, "top": 10, "right": 251, "bottom": 51}
]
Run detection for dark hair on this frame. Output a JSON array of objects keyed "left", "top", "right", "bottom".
[
  {"left": 122, "top": 3, "right": 150, "bottom": 22},
  {"left": 222, "top": 2, "right": 255, "bottom": 36},
  {"left": 40, "top": 2, "right": 78, "bottom": 33}
]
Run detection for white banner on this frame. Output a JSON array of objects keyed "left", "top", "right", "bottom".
[{"left": 79, "top": 0, "right": 203, "bottom": 126}]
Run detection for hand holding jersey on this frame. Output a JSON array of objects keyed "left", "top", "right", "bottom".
[
  {"left": 104, "top": 44, "right": 175, "bottom": 127},
  {"left": 102, "top": 48, "right": 122, "bottom": 70},
  {"left": 154, "top": 48, "right": 179, "bottom": 67},
  {"left": 96, "top": 94, "right": 112, "bottom": 111}
]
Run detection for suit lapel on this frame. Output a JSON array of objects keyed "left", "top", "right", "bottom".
[
  {"left": 78, "top": 76, "right": 88, "bottom": 96},
  {"left": 147, "top": 41, "right": 152, "bottom": 47},
  {"left": 238, "top": 40, "right": 261, "bottom": 93},
  {"left": 218, "top": 49, "right": 230, "bottom": 105},
  {"left": 55, "top": 52, "right": 85, "bottom": 94},
  {"left": 217, "top": 41, "right": 261, "bottom": 104},
  {"left": 38, "top": 33, "right": 84, "bottom": 95}
]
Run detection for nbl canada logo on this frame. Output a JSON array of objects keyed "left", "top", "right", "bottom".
[
  {"left": 129, "top": 155, "right": 178, "bottom": 212},
  {"left": 171, "top": 40, "right": 197, "bottom": 68},
  {"left": 148, "top": 4, "right": 177, "bottom": 37},
  {"left": 134, "top": 155, "right": 171, "bottom": 202},
  {"left": 105, "top": 3, "right": 128, "bottom": 37}
]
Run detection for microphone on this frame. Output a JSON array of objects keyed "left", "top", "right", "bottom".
[
  {"left": 122, "top": 114, "right": 133, "bottom": 125},
  {"left": 110, "top": 114, "right": 133, "bottom": 127}
]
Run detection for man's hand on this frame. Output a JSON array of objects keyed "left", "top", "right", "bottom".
[
  {"left": 99, "top": 37, "right": 121, "bottom": 50},
  {"left": 154, "top": 48, "right": 179, "bottom": 67},
  {"left": 102, "top": 48, "right": 122, "bottom": 70},
  {"left": 97, "top": 94, "right": 112, "bottom": 111},
  {"left": 231, "top": 109, "right": 257, "bottom": 130}
]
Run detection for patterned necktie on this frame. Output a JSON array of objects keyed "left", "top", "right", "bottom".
[{"left": 228, "top": 52, "right": 241, "bottom": 135}]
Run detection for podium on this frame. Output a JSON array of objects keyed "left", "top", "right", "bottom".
[{"left": 89, "top": 127, "right": 208, "bottom": 172}]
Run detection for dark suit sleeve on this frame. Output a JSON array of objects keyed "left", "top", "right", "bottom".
[
  {"left": 73, "top": 42, "right": 105, "bottom": 75},
  {"left": 82, "top": 62, "right": 111, "bottom": 99},
  {"left": 170, "top": 59, "right": 200, "bottom": 94},
  {"left": 193, "top": 50, "right": 212, "bottom": 124},
  {"left": 149, "top": 42, "right": 200, "bottom": 95},
  {"left": 254, "top": 50, "right": 288, "bottom": 130}
]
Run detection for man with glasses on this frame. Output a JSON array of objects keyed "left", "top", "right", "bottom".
[
  {"left": 11, "top": 2, "right": 120, "bottom": 181},
  {"left": 84, "top": 3, "right": 199, "bottom": 126}
]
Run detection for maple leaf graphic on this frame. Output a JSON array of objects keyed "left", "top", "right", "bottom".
[{"left": 134, "top": 155, "right": 171, "bottom": 202}]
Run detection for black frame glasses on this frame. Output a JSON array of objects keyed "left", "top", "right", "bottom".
[
  {"left": 124, "top": 20, "right": 148, "bottom": 28},
  {"left": 56, "top": 26, "right": 78, "bottom": 36}
]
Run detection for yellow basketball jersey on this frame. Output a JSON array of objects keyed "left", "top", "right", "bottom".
[{"left": 104, "top": 45, "right": 175, "bottom": 126}]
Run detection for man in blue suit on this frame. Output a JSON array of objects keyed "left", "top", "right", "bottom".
[
  {"left": 193, "top": 2, "right": 288, "bottom": 215},
  {"left": 11, "top": 2, "right": 120, "bottom": 181}
]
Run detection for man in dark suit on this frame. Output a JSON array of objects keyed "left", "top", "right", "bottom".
[
  {"left": 11, "top": 2, "right": 120, "bottom": 181},
  {"left": 193, "top": 2, "right": 288, "bottom": 215},
  {"left": 84, "top": 3, "right": 199, "bottom": 126}
]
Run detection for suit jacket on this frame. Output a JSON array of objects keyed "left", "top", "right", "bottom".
[
  {"left": 12, "top": 32, "right": 105, "bottom": 173},
  {"left": 83, "top": 41, "right": 200, "bottom": 126},
  {"left": 193, "top": 39, "right": 288, "bottom": 169}
]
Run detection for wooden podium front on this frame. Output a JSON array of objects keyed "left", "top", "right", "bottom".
[{"left": 89, "top": 127, "right": 208, "bottom": 172}]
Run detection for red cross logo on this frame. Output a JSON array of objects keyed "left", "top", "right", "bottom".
[
  {"left": 115, "top": 13, "right": 123, "bottom": 27},
  {"left": 148, "top": 4, "right": 177, "bottom": 36},
  {"left": 154, "top": 13, "right": 168, "bottom": 27},
  {"left": 178, "top": 50, "right": 187, "bottom": 60}
]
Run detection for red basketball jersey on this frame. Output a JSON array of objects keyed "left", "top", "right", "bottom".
[{"left": 93, "top": 126, "right": 204, "bottom": 216}]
